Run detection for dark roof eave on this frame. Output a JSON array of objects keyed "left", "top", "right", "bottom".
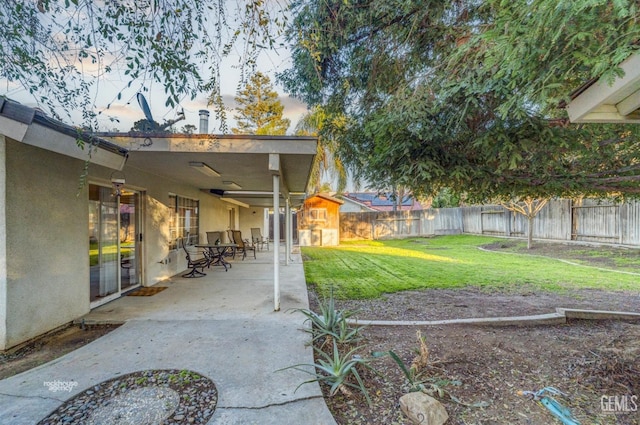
[
  {"left": 0, "top": 97, "right": 128, "bottom": 157},
  {"left": 33, "top": 114, "right": 128, "bottom": 156}
]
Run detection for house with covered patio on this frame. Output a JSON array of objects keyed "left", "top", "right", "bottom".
[{"left": 0, "top": 98, "right": 316, "bottom": 350}]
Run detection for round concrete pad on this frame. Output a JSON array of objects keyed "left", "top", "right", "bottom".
[{"left": 37, "top": 369, "right": 217, "bottom": 425}]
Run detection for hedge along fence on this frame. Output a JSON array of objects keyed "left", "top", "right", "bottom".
[{"left": 339, "top": 199, "right": 640, "bottom": 247}]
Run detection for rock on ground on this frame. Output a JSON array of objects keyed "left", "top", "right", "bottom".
[{"left": 399, "top": 392, "right": 448, "bottom": 425}]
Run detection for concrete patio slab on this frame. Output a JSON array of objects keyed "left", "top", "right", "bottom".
[{"left": 0, "top": 248, "right": 337, "bottom": 425}]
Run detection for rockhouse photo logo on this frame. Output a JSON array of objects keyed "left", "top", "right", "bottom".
[
  {"left": 43, "top": 380, "right": 78, "bottom": 393},
  {"left": 601, "top": 395, "right": 638, "bottom": 413}
]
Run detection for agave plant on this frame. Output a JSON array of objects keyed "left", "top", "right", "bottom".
[
  {"left": 328, "top": 316, "right": 363, "bottom": 345},
  {"left": 280, "top": 340, "right": 374, "bottom": 406},
  {"left": 293, "top": 290, "right": 359, "bottom": 343}
]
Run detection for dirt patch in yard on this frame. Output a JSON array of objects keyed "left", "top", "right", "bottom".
[
  {"left": 317, "top": 320, "right": 640, "bottom": 425},
  {"left": 306, "top": 240, "right": 640, "bottom": 424},
  {"left": 482, "top": 239, "right": 640, "bottom": 271},
  {"left": 308, "top": 286, "right": 640, "bottom": 425},
  {"left": 325, "top": 287, "right": 640, "bottom": 322},
  {"left": 0, "top": 323, "right": 120, "bottom": 380}
]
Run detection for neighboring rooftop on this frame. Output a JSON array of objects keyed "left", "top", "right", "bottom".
[{"left": 340, "top": 192, "right": 425, "bottom": 212}]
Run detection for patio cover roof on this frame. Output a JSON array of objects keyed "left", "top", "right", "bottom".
[
  {"left": 566, "top": 52, "right": 640, "bottom": 123},
  {"left": 99, "top": 133, "right": 317, "bottom": 208}
]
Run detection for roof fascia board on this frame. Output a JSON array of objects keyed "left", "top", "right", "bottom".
[
  {"left": 0, "top": 115, "right": 30, "bottom": 142},
  {"left": 220, "top": 197, "right": 250, "bottom": 209},
  {"left": 616, "top": 88, "right": 640, "bottom": 116},
  {"left": 104, "top": 135, "right": 317, "bottom": 155},
  {"left": 315, "top": 193, "right": 345, "bottom": 204},
  {"left": 22, "top": 123, "right": 127, "bottom": 170},
  {"left": 575, "top": 105, "right": 640, "bottom": 123},
  {"left": 567, "top": 52, "right": 640, "bottom": 122}
]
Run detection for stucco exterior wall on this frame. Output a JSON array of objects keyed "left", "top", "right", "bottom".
[
  {"left": 239, "top": 207, "right": 267, "bottom": 243},
  {"left": 0, "top": 136, "right": 7, "bottom": 349},
  {"left": 4, "top": 139, "right": 90, "bottom": 349},
  {"left": 88, "top": 163, "right": 233, "bottom": 286},
  {"left": 200, "top": 197, "right": 234, "bottom": 244},
  {"left": 0, "top": 141, "right": 261, "bottom": 349}
]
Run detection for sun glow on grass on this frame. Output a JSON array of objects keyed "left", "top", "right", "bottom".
[
  {"left": 302, "top": 235, "right": 640, "bottom": 299},
  {"left": 336, "top": 244, "right": 464, "bottom": 263}
]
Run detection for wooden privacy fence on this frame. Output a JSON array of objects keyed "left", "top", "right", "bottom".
[{"left": 339, "top": 199, "right": 640, "bottom": 247}]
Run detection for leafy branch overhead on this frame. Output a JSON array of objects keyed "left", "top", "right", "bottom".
[
  {"left": 0, "top": 0, "right": 285, "bottom": 129},
  {"left": 281, "top": 0, "right": 640, "bottom": 202}
]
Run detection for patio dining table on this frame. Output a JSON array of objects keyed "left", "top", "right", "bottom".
[{"left": 196, "top": 243, "right": 237, "bottom": 272}]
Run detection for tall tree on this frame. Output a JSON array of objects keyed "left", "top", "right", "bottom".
[
  {"left": 281, "top": 0, "right": 640, "bottom": 202},
  {"left": 232, "top": 72, "right": 291, "bottom": 135},
  {"left": 295, "top": 105, "right": 348, "bottom": 193},
  {"left": 0, "top": 0, "right": 284, "bottom": 129}
]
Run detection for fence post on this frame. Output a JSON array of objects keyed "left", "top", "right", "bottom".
[
  {"left": 504, "top": 206, "right": 511, "bottom": 237},
  {"left": 619, "top": 204, "right": 624, "bottom": 245}
]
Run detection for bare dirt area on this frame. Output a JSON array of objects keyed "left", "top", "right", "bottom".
[
  {"left": 483, "top": 240, "right": 640, "bottom": 272},
  {"left": 325, "top": 287, "right": 640, "bottom": 322},
  {"left": 0, "top": 323, "right": 120, "bottom": 380},
  {"left": 307, "top": 241, "right": 640, "bottom": 424},
  {"left": 318, "top": 320, "right": 640, "bottom": 425}
]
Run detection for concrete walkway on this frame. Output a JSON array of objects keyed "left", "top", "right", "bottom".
[{"left": 0, "top": 247, "right": 337, "bottom": 425}]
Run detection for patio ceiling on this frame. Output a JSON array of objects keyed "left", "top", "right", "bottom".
[
  {"left": 100, "top": 133, "right": 317, "bottom": 208},
  {"left": 566, "top": 52, "right": 640, "bottom": 123}
]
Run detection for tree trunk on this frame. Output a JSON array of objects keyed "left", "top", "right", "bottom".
[{"left": 527, "top": 215, "right": 534, "bottom": 249}]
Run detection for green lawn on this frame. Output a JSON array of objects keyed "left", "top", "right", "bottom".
[
  {"left": 301, "top": 235, "right": 640, "bottom": 299},
  {"left": 89, "top": 243, "right": 134, "bottom": 267}
]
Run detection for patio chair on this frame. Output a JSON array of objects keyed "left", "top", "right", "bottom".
[
  {"left": 232, "top": 230, "right": 256, "bottom": 260},
  {"left": 251, "top": 227, "right": 269, "bottom": 251},
  {"left": 180, "top": 238, "right": 209, "bottom": 278},
  {"left": 226, "top": 229, "right": 238, "bottom": 258}
]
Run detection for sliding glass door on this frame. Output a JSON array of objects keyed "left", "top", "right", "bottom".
[
  {"left": 89, "top": 184, "right": 141, "bottom": 307},
  {"left": 119, "top": 191, "right": 140, "bottom": 291}
]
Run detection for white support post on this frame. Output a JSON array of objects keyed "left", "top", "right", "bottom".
[
  {"left": 272, "top": 174, "right": 280, "bottom": 311},
  {"left": 288, "top": 199, "right": 294, "bottom": 262},
  {"left": 285, "top": 198, "right": 291, "bottom": 266}
]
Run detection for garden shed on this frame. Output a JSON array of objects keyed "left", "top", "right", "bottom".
[{"left": 298, "top": 193, "right": 343, "bottom": 247}]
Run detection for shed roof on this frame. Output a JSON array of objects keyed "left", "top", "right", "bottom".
[{"left": 307, "top": 193, "right": 344, "bottom": 205}]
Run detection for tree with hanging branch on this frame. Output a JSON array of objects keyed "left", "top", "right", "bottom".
[
  {"left": 281, "top": 0, "right": 640, "bottom": 208},
  {"left": 0, "top": 0, "right": 287, "bottom": 131}
]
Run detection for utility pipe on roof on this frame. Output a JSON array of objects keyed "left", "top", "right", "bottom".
[{"left": 199, "top": 110, "right": 209, "bottom": 134}]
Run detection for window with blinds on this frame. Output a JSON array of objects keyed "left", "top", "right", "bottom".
[{"left": 169, "top": 194, "right": 199, "bottom": 249}]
